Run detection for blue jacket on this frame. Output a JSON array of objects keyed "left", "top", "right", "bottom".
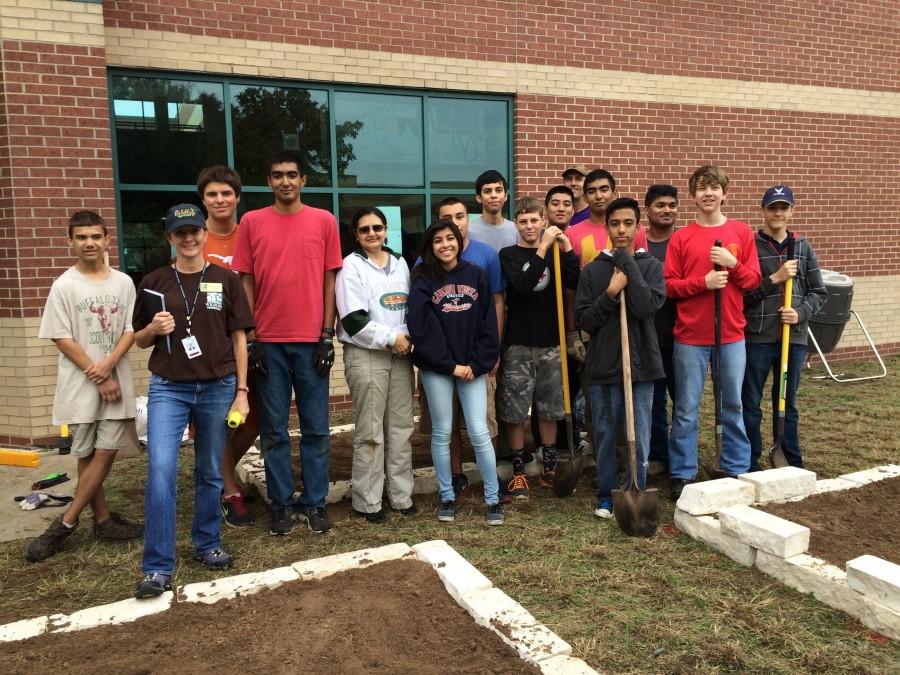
[{"left": 407, "top": 261, "right": 499, "bottom": 377}]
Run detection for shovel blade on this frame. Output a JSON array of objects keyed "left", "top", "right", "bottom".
[
  {"left": 611, "top": 487, "right": 660, "bottom": 537},
  {"left": 552, "top": 454, "right": 583, "bottom": 498},
  {"left": 769, "top": 444, "right": 790, "bottom": 468}
]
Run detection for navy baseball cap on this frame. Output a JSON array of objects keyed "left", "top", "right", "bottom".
[
  {"left": 762, "top": 185, "right": 795, "bottom": 207},
  {"left": 164, "top": 203, "right": 206, "bottom": 233}
]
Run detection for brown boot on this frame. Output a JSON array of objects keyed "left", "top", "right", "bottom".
[
  {"left": 25, "top": 515, "right": 77, "bottom": 563},
  {"left": 94, "top": 512, "right": 143, "bottom": 541}
]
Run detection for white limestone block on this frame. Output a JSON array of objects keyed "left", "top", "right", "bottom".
[
  {"left": 676, "top": 478, "right": 756, "bottom": 515},
  {"left": 756, "top": 551, "right": 900, "bottom": 641},
  {"left": 838, "top": 464, "right": 900, "bottom": 486},
  {"left": 49, "top": 592, "right": 173, "bottom": 633},
  {"left": 0, "top": 616, "right": 48, "bottom": 643},
  {"left": 774, "top": 477, "right": 861, "bottom": 503},
  {"left": 847, "top": 555, "right": 900, "bottom": 613},
  {"left": 325, "top": 479, "right": 351, "bottom": 504},
  {"left": 737, "top": 466, "right": 816, "bottom": 503},
  {"left": 291, "top": 543, "right": 413, "bottom": 581},
  {"left": 178, "top": 565, "right": 300, "bottom": 605},
  {"left": 539, "top": 654, "right": 600, "bottom": 674},
  {"left": 673, "top": 508, "right": 756, "bottom": 567},
  {"left": 458, "top": 587, "right": 572, "bottom": 664},
  {"left": 412, "top": 539, "right": 493, "bottom": 602},
  {"left": 718, "top": 505, "right": 809, "bottom": 558}
]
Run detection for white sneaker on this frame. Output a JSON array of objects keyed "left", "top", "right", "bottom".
[{"left": 593, "top": 501, "right": 613, "bottom": 519}]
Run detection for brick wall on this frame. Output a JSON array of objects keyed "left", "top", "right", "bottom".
[{"left": 104, "top": 1, "right": 900, "bottom": 93}]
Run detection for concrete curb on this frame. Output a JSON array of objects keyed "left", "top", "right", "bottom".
[
  {"left": 0, "top": 541, "right": 598, "bottom": 671},
  {"left": 674, "top": 465, "right": 900, "bottom": 641}
]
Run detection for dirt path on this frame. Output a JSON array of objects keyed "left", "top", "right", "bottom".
[{"left": 2, "top": 558, "right": 540, "bottom": 674}]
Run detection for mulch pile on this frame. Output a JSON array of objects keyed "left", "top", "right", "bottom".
[
  {"left": 2, "top": 558, "right": 540, "bottom": 674},
  {"left": 760, "top": 475, "right": 899, "bottom": 567}
]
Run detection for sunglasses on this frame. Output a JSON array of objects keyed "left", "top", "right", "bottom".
[{"left": 357, "top": 224, "right": 386, "bottom": 234}]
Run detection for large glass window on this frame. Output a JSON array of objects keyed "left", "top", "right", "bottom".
[{"left": 110, "top": 72, "right": 512, "bottom": 280}]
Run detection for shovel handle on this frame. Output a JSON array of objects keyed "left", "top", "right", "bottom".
[{"left": 619, "top": 290, "right": 638, "bottom": 488}]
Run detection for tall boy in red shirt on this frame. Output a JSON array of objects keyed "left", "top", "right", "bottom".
[{"left": 664, "top": 166, "right": 761, "bottom": 500}]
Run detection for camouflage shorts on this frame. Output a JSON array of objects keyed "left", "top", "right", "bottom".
[{"left": 498, "top": 344, "right": 565, "bottom": 423}]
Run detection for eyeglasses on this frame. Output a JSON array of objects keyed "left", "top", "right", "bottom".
[{"left": 357, "top": 224, "right": 386, "bottom": 234}]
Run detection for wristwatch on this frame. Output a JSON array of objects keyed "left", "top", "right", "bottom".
[{"left": 321, "top": 327, "right": 336, "bottom": 337}]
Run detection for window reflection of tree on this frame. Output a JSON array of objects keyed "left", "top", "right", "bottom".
[{"left": 231, "top": 86, "right": 362, "bottom": 186}]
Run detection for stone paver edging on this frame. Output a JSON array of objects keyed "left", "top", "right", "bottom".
[
  {"left": 0, "top": 541, "right": 598, "bottom": 673},
  {"left": 675, "top": 465, "right": 900, "bottom": 641}
]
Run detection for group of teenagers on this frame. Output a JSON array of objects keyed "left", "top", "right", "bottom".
[{"left": 24, "top": 150, "right": 827, "bottom": 601}]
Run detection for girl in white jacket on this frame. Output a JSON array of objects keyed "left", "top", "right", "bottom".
[{"left": 336, "top": 208, "right": 416, "bottom": 523}]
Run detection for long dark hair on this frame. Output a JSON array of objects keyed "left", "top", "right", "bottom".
[{"left": 412, "top": 218, "right": 463, "bottom": 281}]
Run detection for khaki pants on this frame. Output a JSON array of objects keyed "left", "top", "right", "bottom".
[{"left": 344, "top": 344, "right": 415, "bottom": 512}]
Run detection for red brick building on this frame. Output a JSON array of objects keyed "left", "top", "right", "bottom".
[{"left": 1, "top": 0, "right": 897, "bottom": 445}]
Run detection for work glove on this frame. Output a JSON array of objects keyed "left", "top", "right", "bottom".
[
  {"left": 312, "top": 337, "right": 335, "bottom": 378},
  {"left": 566, "top": 330, "right": 586, "bottom": 362},
  {"left": 247, "top": 341, "right": 268, "bottom": 376}
]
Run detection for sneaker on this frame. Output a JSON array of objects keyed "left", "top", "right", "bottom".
[
  {"left": 437, "top": 500, "right": 456, "bottom": 522},
  {"left": 135, "top": 573, "right": 172, "bottom": 599},
  {"left": 507, "top": 473, "right": 530, "bottom": 500},
  {"left": 452, "top": 473, "right": 471, "bottom": 501},
  {"left": 396, "top": 504, "right": 418, "bottom": 517},
  {"left": 222, "top": 493, "right": 254, "bottom": 528},
  {"left": 670, "top": 478, "right": 692, "bottom": 502},
  {"left": 94, "top": 512, "right": 143, "bottom": 541},
  {"left": 25, "top": 515, "right": 77, "bottom": 563},
  {"left": 299, "top": 506, "right": 332, "bottom": 534},
  {"left": 485, "top": 503, "right": 504, "bottom": 526},
  {"left": 353, "top": 508, "right": 386, "bottom": 524},
  {"left": 594, "top": 500, "right": 613, "bottom": 519},
  {"left": 194, "top": 547, "right": 233, "bottom": 570},
  {"left": 270, "top": 507, "right": 293, "bottom": 536}
]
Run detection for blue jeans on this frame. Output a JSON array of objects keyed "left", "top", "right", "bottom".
[
  {"left": 589, "top": 381, "right": 654, "bottom": 503},
  {"left": 742, "top": 342, "right": 806, "bottom": 469},
  {"left": 143, "top": 373, "right": 234, "bottom": 576},
  {"left": 420, "top": 370, "right": 499, "bottom": 505},
  {"left": 670, "top": 340, "right": 751, "bottom": 479},
  {"left": 649, "top": 347, "right": 676, "bottom": 465},
  {"left": 256, "top": 343, "right": 330, "bottom": 512}
]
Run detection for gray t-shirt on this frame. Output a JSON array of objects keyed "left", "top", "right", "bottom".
[
  {"left": 468, "top": 216, "right": 517, "bottom": 253},
  {"left": 39, "top": 266, "right": 137, "bottom": 424}
]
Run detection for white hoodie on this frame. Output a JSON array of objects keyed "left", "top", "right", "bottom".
[{"left": 336, "top": 247, "right": 410, "bottom": 350}]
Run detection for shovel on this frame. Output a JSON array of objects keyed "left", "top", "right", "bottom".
[
  {"left": 612, "top": 289, "right": 660, "bottom": 537},
  {"left": 769, "top": 234, "right": 795, "bottom": 468},
  {"left": 551, "top": 241, "right": 581, "bottom": 497},
  {"left": 704, "top": 239, "right": 727, "bottom": 479}
]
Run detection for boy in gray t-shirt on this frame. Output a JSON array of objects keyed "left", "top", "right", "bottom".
[
  {"left": 468, "top": 169, "right": 517, "bottom": 252},
  {"left": 25, "top": 211, "right": 142, "bottom": 563}
]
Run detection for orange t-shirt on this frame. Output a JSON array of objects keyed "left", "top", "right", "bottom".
[{"left": 203, "top": 226, "right": 239, "bottom": 271}]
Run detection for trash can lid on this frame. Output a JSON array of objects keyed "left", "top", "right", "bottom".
[{"left": 820, "top": 269, "right": 854, "bottom": 287}]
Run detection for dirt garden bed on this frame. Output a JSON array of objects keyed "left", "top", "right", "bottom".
[
  {"left": 760, "top": 476, "right": 900, "bottom": 567},
  {"left": 1, "top": 558, "right": 540, "bottom": 674}
]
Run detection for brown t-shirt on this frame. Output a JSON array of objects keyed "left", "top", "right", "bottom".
[{"left": 133, "top": 263, "right": 254, "bottom": 382}]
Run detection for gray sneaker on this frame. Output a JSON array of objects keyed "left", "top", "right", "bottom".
[
  {"left": 485, "top": 503, "right": 504, "bottom": 526},
  {"left": 270, "top": 507, "right": 293, "bottom": 536},
  {"left": 135, "top": 573, "right": 171, "bottom": 599},
  {"left": 25, "top": 514, "right": 77, "bottom": 563},
  {"left": 194, "top": 547, "right": 233, "bottom": 570},
  {"left": 437, "top": 500, "right": 456, "bottom": 522},
  {"left": 298, "top": 506, "right": 332, "bottom": 534}
]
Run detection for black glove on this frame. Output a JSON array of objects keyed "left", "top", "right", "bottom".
[
  {"left": 247, "top": 341, "right": 268, "bottom": 376},
  {"left": 312, "top": 337, "right": 335, "bottom": 378},
  {"left": 612, "top": 246, "right": 634, "bottom": 269}
]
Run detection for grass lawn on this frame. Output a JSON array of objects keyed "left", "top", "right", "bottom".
[{"left": 1, "top": 355, "right": 898, "bottom": 673}]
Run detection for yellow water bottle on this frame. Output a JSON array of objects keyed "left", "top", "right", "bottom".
[{"left": 58, "top": 423, "right": 72, "bottom": 455}]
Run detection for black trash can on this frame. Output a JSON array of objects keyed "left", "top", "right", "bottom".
[{"left": 808, "top": 270, "right": 853, "bottom": 354}]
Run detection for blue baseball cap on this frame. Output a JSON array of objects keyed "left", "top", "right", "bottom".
[
  {"left": 762, "top": 185, "right": 795, "bottom": 207},
  {"left": 164, "top": 203, "right": 206, "bottom": 233}
]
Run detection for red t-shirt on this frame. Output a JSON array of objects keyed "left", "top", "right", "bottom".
[
  {"left": 232, "top": 205, "right": 343, "bottom": 342},
  {"left": 203, "top": 226, "right": 239, "bottom": 271},
  {"left": 663, "top": 219, "right": 761, "bottom": 345},
  {"left": 567, "top": 220, "right": 649, "bottom": 268}
]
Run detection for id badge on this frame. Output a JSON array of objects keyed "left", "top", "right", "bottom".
[{"left": 182, "top": 335, "right": 203, "bottom": 359}]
